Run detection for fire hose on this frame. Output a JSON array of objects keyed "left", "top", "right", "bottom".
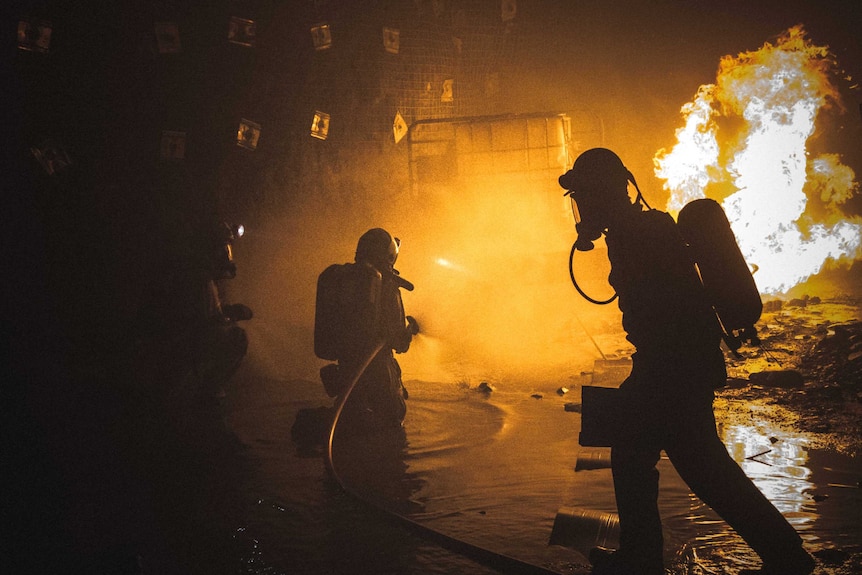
[{"left": 324, "top": 343, "right": 565, "bottom": 575}]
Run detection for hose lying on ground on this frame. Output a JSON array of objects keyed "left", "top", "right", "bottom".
[{"left": 324, "top": 343, "right": 567, "bottom": 575}]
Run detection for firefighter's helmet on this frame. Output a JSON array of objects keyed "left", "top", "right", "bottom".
[
  {"left": 559, "top": 148, "right": 632, "bottom": 199},
  {"left": 355, "top": 228, "right": 399, "bottom": 271},
  {"left": 559, "top": 148, "right": 637, "bottom": 252}
]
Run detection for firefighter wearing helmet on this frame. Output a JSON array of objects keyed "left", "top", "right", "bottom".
[
  {"left": 355, "top": 227, "right": 399, "bottom": 274},
  {"left": 314, "top": 228, "right": 419, "bottom": 431},
  {"left": 560, "top": 149, "right": 814, "bottom": 575},
  {"left": 192, "top": 220, "right": 253, "bottom": 400}
]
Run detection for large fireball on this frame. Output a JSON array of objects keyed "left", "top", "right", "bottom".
[{"left": 654, "top": 25, "right": 862, "bottom": 295}]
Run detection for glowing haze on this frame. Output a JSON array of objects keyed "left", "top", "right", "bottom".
[
  {"left": 232, "top": 164, "right": 622, "bottom": 386},
  {"left": 654, "top": 25, "right": 862, "bottom": 295}
]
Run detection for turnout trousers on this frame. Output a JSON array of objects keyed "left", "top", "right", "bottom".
[{"left": 610, "top": 394, "right": 804, "bottom": 571}]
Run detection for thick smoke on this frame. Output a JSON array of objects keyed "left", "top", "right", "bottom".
[{"left": 227, "top": 151, "right": 625, "bottom": 386}]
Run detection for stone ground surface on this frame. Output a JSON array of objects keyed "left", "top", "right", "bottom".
[{"left": 718, "top": 296, "right": 862, "bottom": 457}]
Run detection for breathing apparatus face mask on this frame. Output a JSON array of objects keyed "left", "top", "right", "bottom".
[
  {"left": 203, "top": 221, "right": 238, "bottom": 280},
  {"left": 560, "top": 148, "right": 650, "bottom": 305},
  {"left": 562, "top": 173, "right": 640, "bottom": 252},
  {"left": 562, "top": 184, "right": 622, "bottom": 306},
  {"left": 213, "top": 242, "right": 237, "bottom": 279},
  {"left": 560, "top": 148, "right": 645, "bottom": 253},
  {"left": 569, "top": 189, "right": 609, "bottom": 252}
]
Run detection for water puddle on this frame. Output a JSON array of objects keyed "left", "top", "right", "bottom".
[{"left": 227, "top": 370, "right": 861, "bottom": 574}]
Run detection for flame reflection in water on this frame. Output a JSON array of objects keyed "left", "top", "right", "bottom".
[
  {"left": 672, "top": 416, "right": 821, "bottom": 573},
  {"left": 721, "top": 423, "right": 815, "bottom": 527}
]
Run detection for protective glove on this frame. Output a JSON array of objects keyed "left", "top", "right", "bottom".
[{"left": 223, "top": 303, "right": 253, "bottom": 322}]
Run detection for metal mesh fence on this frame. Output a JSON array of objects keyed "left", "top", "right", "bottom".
[{"left": 304, "top": 0, "right": 514, "bottom": 142}]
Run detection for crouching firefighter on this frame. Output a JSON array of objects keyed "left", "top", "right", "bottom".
[
  {"left": 314, "top": 228, "right": 420, "bottom": 430},
  {"left": 560, "top": 148, "right": 815, "bottom": 575},
  {"left": 135, "top": 219, "right": 252, "bottom": 402},
  {"left": 191, "top": 220, "right": 253, "bottom": 400}
]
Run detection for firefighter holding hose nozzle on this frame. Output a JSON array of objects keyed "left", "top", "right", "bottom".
[
  {"left": 314, "top": 228, "right": 419, "bottom": 432},
  {"left": 560, "top": 148, "right": 814, "bottom": 575}
]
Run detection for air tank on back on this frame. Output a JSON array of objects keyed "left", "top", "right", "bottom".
[{"left": 676, "top": 198, "right": 762, "bottom": 352}]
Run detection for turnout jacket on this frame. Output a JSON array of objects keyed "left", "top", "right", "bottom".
[{"left": 606, "top": 208, "right": 726, "bottom": 400}]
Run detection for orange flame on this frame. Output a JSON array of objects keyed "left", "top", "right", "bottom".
[{"left": 654, "top": 25, "right": 862, "bottom": 295}]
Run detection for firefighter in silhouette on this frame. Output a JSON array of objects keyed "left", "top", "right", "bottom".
[
  {"left": 314, "top": 228, "right": 419, "bottom": 430},
  {"left": 137, "top": 219, "right": 252, "bottom": 401},
  {"left": 191, "top": 220, "right": 252, "bottom": 399},
  {"left": 559, "top": 149, "right": 815, "bottom": 575}
]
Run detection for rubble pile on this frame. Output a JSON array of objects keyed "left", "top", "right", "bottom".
[
  {"left": 798, "top": 320, "right": 862, "bottom": 401},
  {"left": 718, "top": 297, "right": 862, "bottom": 456}
]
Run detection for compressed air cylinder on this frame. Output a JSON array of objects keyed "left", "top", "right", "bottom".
[
  {"left": 314, "top": 263, "right": 382, "bottom": 361},
  {"left": 676, "top": 198, "right": 762, "bottom": 337}
]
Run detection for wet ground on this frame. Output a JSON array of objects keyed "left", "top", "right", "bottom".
[
  {"left": 3, "top": 299, "right": 861, "bottom": 575},
  {"left": 720, "top": 297, "right": 862, "bottom": 458},
  {"left": 223, "top": 342, "right": 862, "bottom": 575},
  {"left": 699, "top": 297, "right": 862, "bottom": 574},
  {"left": 197, "top": 296, "right": 862, "bottom": 574}
]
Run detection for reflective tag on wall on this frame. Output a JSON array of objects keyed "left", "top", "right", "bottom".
[
  {"left": 228, "top": 16, "right": 256, "bottom": 47},
  {"left": 383, "top": 27, "right": 399, "bottom": 54},
  {"left": 31, "top": 139, "right": 71, "bottom": 175},
  {"left": 155, "top": 21, "right": 181, "bottom": 54},
  {"left": 160, "top": 130, "right": 186, "bottom": 161},
  {"left": 237, "top": 119, "right": 261, "bottom": 150},
  {"left": 18, "top": 20, "right": 52, "bottom": 53},
  {"left": 310, "top": 111, "right": 330, "bottom": 140},
  {"left": 393, "top": 112, "right": 408, "bottom": 144},
  {"left": 311, "top": 23, "right": 332, "bottom": 51}
]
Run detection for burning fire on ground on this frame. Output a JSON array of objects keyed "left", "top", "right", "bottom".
[{"left": 654, "top": 25, "right": 862, "bottom": 295}]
